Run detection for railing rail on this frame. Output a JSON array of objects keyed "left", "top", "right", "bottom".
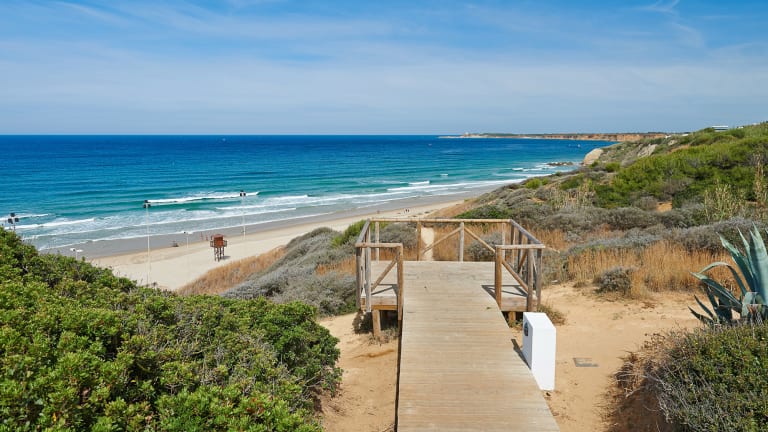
[{"left": 354, "top": 217, "right": 545, "bottom": 317}]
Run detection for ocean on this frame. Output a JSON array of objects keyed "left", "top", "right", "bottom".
[{"left": 1, "top": 135, "right": 598, "bottom": 251}]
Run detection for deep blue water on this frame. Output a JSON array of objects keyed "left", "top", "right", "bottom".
[{"left": 0, "top": 135, "right": 597, "bottom": 249}]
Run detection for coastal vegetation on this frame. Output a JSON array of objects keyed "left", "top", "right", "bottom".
[
  {"left": 0, "top": 228, "right": 339, "bottom": 430},
  {"left": 17, "top": 122, "right": 767, "bottom": 429},
  {"left": 227, "top": 122, "right": 768, "bottom": 430}
]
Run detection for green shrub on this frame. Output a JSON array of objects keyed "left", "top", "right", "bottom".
[
  {"left": 525, "top": 178, "right": 543, "bottom": 189},
  {"left": 332, "top": 219, "right": 366, "bottom": 247},
  {"left": 634, "top": 196, "right": 659, "bottom": 211},
  {"left": 457, "top": 204, "right": 512, "bottom": 219},
  {"left": 604, "top": 162, "right": 620, "bottom": 173},
  {"left": 558, "top": 174, "right": 584, "bottom": 190},
  {"left": 670, "top": 217, "right": 765, "bottom": 253},
  {"left": 540, "top": 206, "right": 609, "bottom": 235},
  {"left": 0, "top": 229, "right": 338, "bottom": 431},
  {"left": 605, "top": 207, "right": 659, "bottom": 230},
  {"left": 594, "top": 132, "right": 768, "bottom": 208},
  {"left": 594, "top": 266, "right": 634, "bottom": 295},
  {"left": 649, "top": 323, "right": 768, "bottom": 431}
]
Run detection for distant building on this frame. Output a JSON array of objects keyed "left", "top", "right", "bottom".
[{"left": 711, "top": 125, "right": 729, "bottom": 131}]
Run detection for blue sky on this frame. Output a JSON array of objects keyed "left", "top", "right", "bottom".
[{"left": 1, "top": 0, "right": 766, "bottom": 134}]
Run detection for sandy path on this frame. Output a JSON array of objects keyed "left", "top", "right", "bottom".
[
  {"left": 319, "top": 313, "right": 397, "bottom": 432},
  {"left": 319, "top": 284, "right": 699, "bottom": 431}
]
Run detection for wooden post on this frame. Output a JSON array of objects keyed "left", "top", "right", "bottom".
[
  {"left": 526, "top": 248, "right": 535, "bottom": 312},
  {"left": 365, "top": 246, "right": 372, "bottom": 313},
  {"left": 372, "top": 310, "right": 382, "bottom": 338},
  {"left": 375, "top": 221, "right": 380, "bottom": 262},
  {"left": 416, "top": 221, "right": 422, "bottom": 261},
  {"left": 515, "top": 228, "right": 522, "bottom": 273},
  {"left": 355, "top": 247, "right": 361, "bottom": 310},
  {"left": 501, "top": 221, "right": 507, "bottom": 246},
  {"left": 494, "top": 247, "right": 503, "bottom": 307},
  {"left": 535, "top": 248, "right": 543, "bottom": 310},
  {"left": 459, "top": 221, "right": 465, "bottom": 262},
  {"left": 397, "top": 245, "right": 404, "bottom": 322}
]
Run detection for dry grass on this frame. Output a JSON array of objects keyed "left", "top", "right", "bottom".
[
  {"left": 317, "top": 256, "right": 357, "bottom": 276},
  {"left": 431, "top": 224, "right": 462, "bottom": 261},
  {"left": 566, "top": 240, "right": 733, "bottom": 296},
  {"left": 430, "top": 222, "right": 505, "bottom": 261},
  {"left": 609, "top": 334, "right": 676, "bottom": 432},
  {"left": 177, "top": 246, "right": 286, "bottom": 296},
  {"left": 530, "top": 228, "right": 570, "bottom": 252}
]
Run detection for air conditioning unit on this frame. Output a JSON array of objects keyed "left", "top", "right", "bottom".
[{"left": 522, "top": 312, "right": 556, "bottom": 391}]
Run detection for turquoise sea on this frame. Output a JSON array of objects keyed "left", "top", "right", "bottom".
[{"left": 0, "top": 135, "right": 598, "bottom": 251}]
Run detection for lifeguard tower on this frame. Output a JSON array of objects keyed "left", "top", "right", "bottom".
[{"left": 210, "top": 234, "right": 227, "bottom": 261}]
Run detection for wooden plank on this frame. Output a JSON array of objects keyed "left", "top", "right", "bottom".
[{"left": 396, "top": 261, "right": 559, "bottom": 431}]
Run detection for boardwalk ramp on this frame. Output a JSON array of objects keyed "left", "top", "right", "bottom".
[{"left": 396, "top": 261, "right": 559, "bottom": 431}]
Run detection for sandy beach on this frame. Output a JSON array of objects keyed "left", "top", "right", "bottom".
[{"left": 88, "top": 198, "right": 465, "bottom": 290}]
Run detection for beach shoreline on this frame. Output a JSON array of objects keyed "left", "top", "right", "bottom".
[{"left": 85, "top": 194, "right": 471, "bottom": 291}]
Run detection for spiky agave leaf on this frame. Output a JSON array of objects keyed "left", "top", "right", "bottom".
[
  {"left": 688, "top": 306, "right": 715, "bottom": 325},
  {"left": 718, "top": 236, "right": 752, "bottom": 296},
  {"left": 691, "top": 270, "right": 742, "bottom": 317},
  {"left": 747, "top": 226, "right": 768, "bottom": 302},
  {"left": 689, "top": 295, "right": 718, "bottom": 324}
]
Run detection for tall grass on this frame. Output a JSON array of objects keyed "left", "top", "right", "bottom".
[
  {"left": 430, "top": 222, "right": 507, "bottom": 261},
  {"left": 316, "top": 256, "right": 356, "bottom": 276},
  {"left": 565, "top": 240, "right": 733, "bottom": 295},
  {"left": 177, "top": 246, "right": 286, "bottom": 295}
]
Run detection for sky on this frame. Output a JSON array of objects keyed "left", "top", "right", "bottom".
[{"left": 0, "top": 0, "right": 767, "bottom": 134}]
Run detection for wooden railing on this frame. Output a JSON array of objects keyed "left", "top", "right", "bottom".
[
  {"left": 355, "top": 220, "right": 405, "bottom": 320},
  {"left": 494, "top": 221, "right": 545, "bottom": 312},
  {"left": 355, "top": 218, "right": 545, "bottom": 316}
]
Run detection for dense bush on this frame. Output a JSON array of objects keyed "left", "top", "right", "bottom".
[
  {"left": 539, "top": 207, "right": 609, "bottom": 234},
  {"left": 657, "top": 204, "right": 707, "bottom": 228},
  {"left": 649, "top": 323, "right": 768, "bottom": 431},
  {"left": 331, "top": 219, "right": 366, "bottom": 247},
  {"left": 633, "top": 196, "right": 659, "bottom": 211},
  {"left": 467, "top": 232, "right": 502, "bottom": 262},
  {"left": 668, "top": 217, "right": 766, "bottom": 253},
  {"left": 604, "top": 207, "right": 659, "bottom": 230},
  {"left": 379, "top": 222, "right": 417, "bottom": 250},
  {"left": 496, "top": 201, "right": 552, "bottom": 228},
  {"left": 595, "top": 266, "right": 634, "bottom": 295},
  {"left": 0, "top": 229, "right": 339, "bottom": 431},
  {"left": 457, "top": 204, "right": 512, "bottom": 219},
  {"left": 594, "top": 135, "right": 767, "bottom": 207}
]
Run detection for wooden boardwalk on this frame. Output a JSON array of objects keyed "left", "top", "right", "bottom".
[{"left": 389, "top": 261, "right": 559, "bottom": 431}]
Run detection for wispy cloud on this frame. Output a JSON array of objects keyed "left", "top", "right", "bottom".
[{"left": 639, "top": 0, "right": 680, "bottom": 15}]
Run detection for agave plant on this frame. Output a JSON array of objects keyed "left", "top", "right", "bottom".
[{"left": 690, "top": 225, "right": 768, "bottom": 324}]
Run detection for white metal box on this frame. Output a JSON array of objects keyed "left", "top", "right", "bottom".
[{"left": 522, "top": 312, "right": 556, "bottom": 391}]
